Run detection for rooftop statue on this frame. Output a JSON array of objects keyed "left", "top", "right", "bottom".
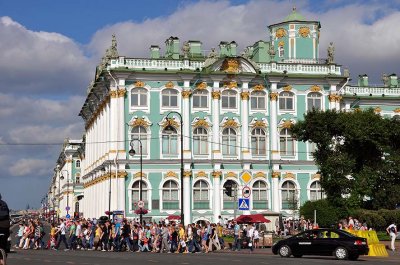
[
  {"left": 268, "top": 44, "right": 276, "bottom": 61},
  {"left": 327, "top": 42, "right": 335, "bottom": 64},
  {"left": 182, "top": 41, "right": 190, "bottom": 59},
  {"left": 108, "top": 34, "right": 119, "bottom": 58},
  {"left": 203, "top": 48, "right": 218, "bottom": 68},
  {"left": 382, "top": 73, "right": 390, "bottom": 87}
]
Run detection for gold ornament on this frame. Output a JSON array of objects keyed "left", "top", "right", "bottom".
[
  {"left": 281, "top": 120, "right": 293, "bottom": 129},
  {"left": 196, "top": 171, "right": 207, "bottom": 178},
  {"left": 193, "top": 118, "right": 209, "bottom": 129},
  {"left": 117, "top": 89, "right": 126, "bottom": 97},
  {"left": 254, "top": 172, "right": 266, "bottom": 178},
  {"left": 134, "top": 81, "right": 145, "bottom": 87},
  {"left": 211, "top": 91, "right": 221, "bottom": 99},
  {"left": 374, "top": 107, "right": 382, "bottom": 113},
  {"left": 165, "top": 81, "right": 175, "bottom": 88},
  {"left": 163, "top": 118, "right": 180, "bottom": 129},
  {"left": 183, "top": 171, "right": 192, "bottom": 177},
  {"left": 284, "top": 172, "right": 295, "bottom": 179},
  {"left": 130, "top": 118, "right": 149, "bottom": 128},
  {"left": 276, "top": 28, "right": 287, "bottom": 39},
  {"left": 253, "top": 84, "right": 265, "bottom": 91},
  {"left": 165, "top": 171, "right": 178, "bottom": 178},
  {"left": 240, "top": 92, "right": 250, "bottom": 100},
  {"left": 310, "top": 85, "right": 321, "bottom": 92},
  {"left": 223, "top": 119, "right": 238, "bottom": 128},
  {"left": 269, "top": 92, "right": 278, "bottom": 101},
  {"left": 196, "top": 82, "right": 207, "bottom": 90},
  {"left": 299, "top": 27, "right": 310, "bottom": 37},
  {"left": 110, "top": 90, "right": 118, "bottom": 98},
  {"left": 181, "top": 90, "right": 192, "bottom": 98},
  {"left": 221, "top": 58, "right": 240, "bottom": 73},
  {"left": 278, "top": 41, "right": 285, "bottom": 47},
  {"left": 282, "top": 85, "right": 292, "bottom": 91},
  {"left": 212, "top": 171, "right": 222, "bottom": 178},
  {"left": 253, "top": 120, "right": 266, "bottom": 128},
  {"left": 312, "top": 173, "right": 321, "bottom": 180},
  {"left": 394, "top": 108, "right": 400, "bottom": 113},
  {"left": 271, "top": 171, "right": 280, "bottom": 178},
  {"left": 328, "top": 94, "right": 336, "bottom": 102},
  {"left": 223, "top": 81, "right": 238, "bottom": 89},
  {"left": 225, "top": 172, "right": 237, "bottom": 178}
]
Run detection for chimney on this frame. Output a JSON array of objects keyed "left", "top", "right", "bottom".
[
  {"left": 358, "top": 74, "right": 368, "bottom": 87},
  {"left": 150, "top": 45, "right": 160, "bottom": 59}
]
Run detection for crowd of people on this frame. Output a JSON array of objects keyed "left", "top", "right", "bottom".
[{"left": 13, "top": 216, "right": 263, "bottom": 254}]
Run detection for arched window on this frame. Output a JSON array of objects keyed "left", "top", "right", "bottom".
[
  {"left": 162, "top": 180, "right": 179, "bottom": 209},
  {"left": 223, "top": 180, "right": 238, "bottom": 209},
  {"left": 75, "top": 160, "right": 81, "bottom": 168},
  {"left": 193, "top": 127, "right": 208, "bottom": 155},
  {"left": 279, "top": 91, "right": 294, "bottom": 111},
  {"left": 162, "top": 127, "right": 178, "bottom": 155},
  {"left": 193, "top": 180, "right": 209, "bottom": 209},
  {"left": 280, "top": 128, "right": 294, "bottom": 156},
  {"left": 251, "top": 128, "right": 267, "bottom": 155},
  {"left": 221, "top": 90, "right": 237, "bottom": 109},
  {"left": 278, "top": 46, "right": 284, "bottom": 57},
  {"left": 307, "top": 92, "right": 322, "bottom": 111},
  {"left": 253, "top": 180, "right": 269, "bottom": 209},
  {"left": 281, "top": 181, "right": 297, "bottom": 210},
  {"left": 131, "top": 126, "right": 148, "bottom": 155},
  {"left": 162, "top": 89, "right": 178, "bottom": 107},
  {"left": 251, "top": 91, "right": 266, "bottom": 110},
  {"left": 310, "top": 181, "right": 324, "bottom": 201},
  {"left": 192, "top": 90, "right": 208, "bottom": 108},
  {"left": 131, "top": 180, "right": 148, "bottom": 208},
  {"left": 222, "top": 128, "right": 237, "bottom": 155},
  {"left": 131, "top": 87, "right": 148, "bottom": 107}
]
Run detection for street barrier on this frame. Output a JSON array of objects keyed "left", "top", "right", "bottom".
[{"left": 346, "top": 230, "right": 388, "bottom": 257}]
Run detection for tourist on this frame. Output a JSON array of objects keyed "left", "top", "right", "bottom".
[{"left": 386, "top": 223, "right": 397, "bottom": 252}]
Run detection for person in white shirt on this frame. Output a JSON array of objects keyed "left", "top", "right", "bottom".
[
  {"left": 246, "top": 224, "right": 254, "bottom": 251},
  {"left": 386, "top": 223, "right": 397, "bottom": 251},
  {"left": 253, "top": 228, "right": 260, "bottom": 249}
]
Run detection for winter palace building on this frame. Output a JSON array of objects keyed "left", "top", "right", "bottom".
[{"left": 47, "top": 9, "right": 400, "bottom": 224}]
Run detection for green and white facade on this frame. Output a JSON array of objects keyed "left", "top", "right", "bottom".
[{"left": 47, "top": 9, "right": 400, "bottom": 224}]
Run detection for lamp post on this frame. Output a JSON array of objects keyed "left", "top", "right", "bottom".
[
  {"left": 129, "top": 139, "right": 143, "bottom": 225},
  {"left": 164, "top": 111, "right": 184, "bottom": 226},
  {"left": 61, "top": 170, "right": 69, "bottom": 217},
  {"left": 101, "top": 162, "right": 112, "bottom": 220},
  {"left": 56, "top": 166, "right": 64, "bottom": 222}
]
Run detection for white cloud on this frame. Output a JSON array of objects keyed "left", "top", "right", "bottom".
[
  {"left": 9, "top": 158, "right": 51, "bottom": 177},
  {"left": 0, "top": 16, "right": 93, "bottom": 95}
]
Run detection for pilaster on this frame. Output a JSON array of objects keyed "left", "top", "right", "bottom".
[
  {"left": 183, "top": 170, "right": 192, "bottom": 225},
  {"left": 271, "top": 169, "right": 280, "bottom": 212},
  {"left": 212, "top": 81, "right": 222, "bottom": 159},
  {"left": 182, "top": 84, "right": 191, "bottom": 160},
  {"left": 241, "top": 82, "right": 251, "bottom": 159},
  {"left": 270, "top": 82, "right": 280, "bottom": 160},
  {"left": 212, "top": 170, "right": 222, "bottom": 223}
]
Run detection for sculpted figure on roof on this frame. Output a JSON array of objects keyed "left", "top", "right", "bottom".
[
  {"left": 203, "top": 47, "right": 219, "bottom": 68},
  {"left": 327, "top": 42, "right": 335, "bottom": 64}
]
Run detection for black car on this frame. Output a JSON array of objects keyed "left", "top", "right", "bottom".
[{"left": 272, "top": 229, "right": 368, "bottom": 260}]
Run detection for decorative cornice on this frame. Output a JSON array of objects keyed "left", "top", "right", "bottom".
[
  {"left": 110, "top": 90, "right": 118, "bottom": 98},
  {"left": 223, "top": 81, "right": 238, "bottom": 89},
  {"left": 130, "top": 117, "right": 150, "bottom": 128},
  {"left": 252, "top": 84, "right": 265, "bottom": 91},
  {"left": 195, "top": 171, "right": 208, "bottom": 178},
  {"left": 212, "top": 171, "right": 222, "bottom": 178},
  {"left": 269, "top": 92, "right": 278, "bottom": 101},
  {"left": 253, "top": 120, "right": 267, "bottom": 128},
  {"left": 240, "top": 91, "right": 250, "bottom": 100},
  {"left": 394, "top": 108, "right": 400, "bottom": 113},
  {"left": 181, "top": 90, "right": 192, "bottom": 99},
  {"left": 165, "top": 171, "right": 178, "bottom": 178},
  {"left": 165, "top": 81, "right": 175, "bottom": 89},
  {"left": 211, "top": 91, "right": 221, "bottom": 100},
  {"left": 254, "top": 172, "right": 266, "bottom": 179},
  {"left": 134, "top": 81, "right": 145, "bottom": 87},
  {"left": 161, "top": 117, "right": 180, "bottom": 129},
  {"left": 83, "top": 171, "right": 127, "bottom": 188},
  {"left": 196, "top": 82, "right": 207, "bottom": 90},
  {"left": 284, "top": 172, "right": 296, "bottom": 179},
  {"left": 225, "top": 172, "right": 237, "bottom": 179},
  {"left": 310, "top": 85, "right": 321, "bottom": 92},
  {"left": 312, "top": 173, "right": 321, "bottom": 180},
  {"left": 193, "top": 118, "right": 210, "bottom": 129},
  {"left": 133, "top": 172, "right": 147, "bottom": 179},
  {"left": 282, "top": 85, "right": 292, "bottom": 91}
]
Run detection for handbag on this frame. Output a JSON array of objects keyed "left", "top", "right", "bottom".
[{"left": 248, "top": 242, "right": 252, "bottom": 247}]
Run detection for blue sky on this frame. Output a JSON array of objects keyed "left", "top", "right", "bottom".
[{"left": 0, "top": 0, "right": 399, "bottom": 210}]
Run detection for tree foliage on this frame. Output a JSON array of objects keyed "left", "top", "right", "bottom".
[
  {"left": 300, "top": 199, "right": 340, "bottom": 228},
  {"left": 291, "top": 109, "right": 400, "bottom": 209}
]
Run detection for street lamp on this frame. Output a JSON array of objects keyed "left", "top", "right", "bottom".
[
  {"left": 56, "top": 166, "right": 64, "bottom": 222},
  {"left": 100, "top": 162, "right": 112, "bottom": 220},
  {"left": 61, "top": 170, "right": 70, "bottom": 217},
  {"left": 164, "top": 111, "right": 184, "bottom": 226},
  {"left": 129, "top": 138, "right": 143, "bottom": 225}
]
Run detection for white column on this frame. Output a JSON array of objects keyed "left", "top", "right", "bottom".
[
  {"left": 240, "top": 82, "right": 250, "bottom": 159},
  {"left": 212, "top": 171, "right": 222, "bottom": 223},
  {"left": 270, "top": 83, "right": 279, "bottom": 160},
  {"left": 329, "top": 84, "right": 337, "bottom": 110},
  {"left": 182, "top": 81, "right": 191, "bottom": 160},
  {"left": 183, "top": 171, "right": 191, "bottom": 225},
  {"left": 212, "top": 81, "right": 221, "bottom": 159},
  {"left": 271, "top": 172, "right": 280, "bottom": 213}
]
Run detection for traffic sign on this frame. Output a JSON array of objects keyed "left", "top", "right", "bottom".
[
  {"left": 242, "top": 186, "right": 251, "bottom": 198},
  {"left": 241, "top": 171, "right": 252, "bottom": 184},
  {"left": 66, "top": 214, "right": 71, "bottom": 219},
  {"left": 65, "top": 206, "right": 70, "bottom": 211},
  {"left": 238, "top": 198, "right": 250, "bottom": 210},
  {"left": 137, "top": 200, "right": 145, "bottom": 208}
]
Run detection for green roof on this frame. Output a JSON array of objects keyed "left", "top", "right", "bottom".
[{"left": 284, "top": 7, "right": 307, "bottom": 22}]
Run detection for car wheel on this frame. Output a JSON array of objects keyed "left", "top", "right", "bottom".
[
  {"left": 334, "top": 247, "right": 348, "bottom": 260},
  {"left": 349, "top": 254, "right": 359, "bottom": 261},
  {"left": 293, "top": 254, "right": 303, "bottom": 258},
  {"left": 278, "top": 245, "right": 291, "bottom": 258}
]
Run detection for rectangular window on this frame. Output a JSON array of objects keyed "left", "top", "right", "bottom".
[{"left": 221, "top": 97, "right": 228, "bottom": 108}]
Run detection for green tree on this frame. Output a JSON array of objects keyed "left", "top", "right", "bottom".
[
  {"left": 291, "top": 109, "right": 400, "bottom": 209},
  {"left": 300, "top": 199, "right": 340, "bottom": 228}
]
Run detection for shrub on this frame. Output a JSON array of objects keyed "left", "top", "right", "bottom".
[{"left": 300, "top": 199, "right": 339, "bottom": 228}]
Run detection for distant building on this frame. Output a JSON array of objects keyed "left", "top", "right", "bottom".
[{"left": 47, "top": 8, "right": 399, "bottom": 224}]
